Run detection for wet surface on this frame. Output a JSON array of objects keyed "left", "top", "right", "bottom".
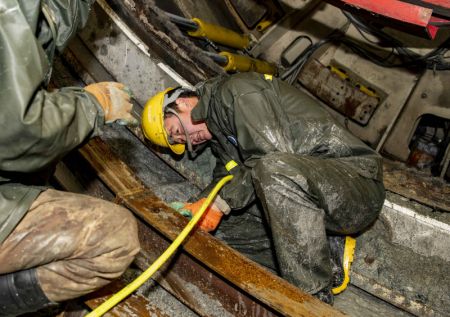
[
  {"left": 383, "top": 159, "right": 450, "bottom": 212},
  {"left": 353, "top": 215, "right": 450, "bottom": 316},
  {"left": 334, "top": 285, "right": 414, "bottom": 317}
]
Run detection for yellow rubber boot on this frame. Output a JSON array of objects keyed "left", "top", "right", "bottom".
[{"left": 332, "top": 236, "right": 356, "bottom": 295}]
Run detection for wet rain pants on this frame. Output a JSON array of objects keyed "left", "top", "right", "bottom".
[
  {"left": 0, "top": 189, "right": 140, "bottom": 302},
  {"left": 251, "top": 152, "right": 385, "bottom": 293}
]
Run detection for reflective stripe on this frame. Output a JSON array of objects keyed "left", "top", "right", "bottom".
[
  {"left": 264, "top": 74, "right": 273, "bottom": 81},
  {"left": 225, "top": 160, "right": 238, "bottom": 172}
]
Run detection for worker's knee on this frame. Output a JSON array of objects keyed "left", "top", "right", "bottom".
[
  {"left": 58, "top": 195, "right": 141, "bottom": 276},
  {"left": 253, "top": 152, "right": 294, "bottom": 182},
  {"left": 30, "top": 194, "right": 140, "bottom": 302},
  {"left": 89, "top": 201, "right": 140, "bottom": 273}
]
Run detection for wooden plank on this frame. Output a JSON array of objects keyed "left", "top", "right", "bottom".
[
  {"left": 79, "top": 139, "right": 145, "bottom": 195},
  {"left": 79, "top": 137, "right": 346, "bottom": 317},
  {"left": 383, "top": 159, "right": 450, "bottom": 211}
]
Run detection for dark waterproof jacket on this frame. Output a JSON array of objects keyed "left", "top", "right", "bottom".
[
  {"left": 192, "top": 72, "right": 383, "bottom": 209},
  {"left": 0, "top": 0, "right": 102, "bottom": 243}
]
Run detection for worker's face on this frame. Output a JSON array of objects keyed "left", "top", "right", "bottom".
[{"left": 164, "top": 96, "right": 212, "bottom": 146}]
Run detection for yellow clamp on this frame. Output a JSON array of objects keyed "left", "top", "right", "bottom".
[
  {"left": 356, "top": 84, "right": 378, "bottom": 98},
  {"left": 329, "top": 66, "right": 348, "bottom": 80},
  {"left": 256, "top": 19, "right": 273, "bottom": 32},
  {"left": 329, "top": 65, "right": 379, "bottom": 99}
]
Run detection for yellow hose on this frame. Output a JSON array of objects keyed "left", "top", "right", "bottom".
[{"left": 85, "top": 175, "right": 234, "bottom": 317}]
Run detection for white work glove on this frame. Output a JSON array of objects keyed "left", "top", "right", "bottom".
[{"left": 85, "top": 82, "right": 138, "bottom": 126}]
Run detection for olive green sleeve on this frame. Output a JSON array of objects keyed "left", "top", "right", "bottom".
[
  {"left": 0, "top": 0, "right": 103, "bottom": 173},
  {"left": 216, "top": 88, "right": 285, "bottom": 209},
  {"left": 43, "top": 0, "right": 96, "bottom": 52},
  {"left": 217, "top": 164, "right": 256, "bottom": 210}
]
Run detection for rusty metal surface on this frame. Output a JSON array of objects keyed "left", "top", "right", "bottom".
[
  {"left": 135, "top": 220, "right": 279, "bottom": 317},
  {"left": 85, "top": 280, "right": 170, "bottom": 317},
  {"left": 79, "top": 138, "right": 346, "bottom": 317},
  {"left": 383, "top": 159, "right": 450, "bottom": 211},
  {"left": 106, "top": 0, "right": 224, "bottom": 84},
  {"left": 299, "top": 59, "right": 379, "bottom": 125}
]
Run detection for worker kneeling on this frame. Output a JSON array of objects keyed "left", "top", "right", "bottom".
[
  {"left": 0, "top": 1, "right": 140, "bottom": 316},
  {"left": 142, "top": 72, "right": 385, "bottom": 303}
]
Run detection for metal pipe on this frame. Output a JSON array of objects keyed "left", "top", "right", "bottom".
[
  {"left": 165, "top": 12, "right": 250, "bottom": 50},
  {"left": 188, "top": 18, "right": 250, "bottom": 50},
  {"left": 204, "top": 51, "right": 277, "bottom": 75},
  {"left": 165, "top": 12, "right": 198, "bottom": 31},
  {"left": 219, "top": 51, "right": 277, "bottom": 75},
  {"left": 203, "top": 51, "right": 229, "bottom": 65}
]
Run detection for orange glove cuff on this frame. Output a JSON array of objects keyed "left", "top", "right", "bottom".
[{"left": 184, "top": 198, "right": 223, "bottom": 232}]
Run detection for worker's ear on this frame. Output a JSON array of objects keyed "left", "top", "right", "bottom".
[{"left": 176, "top": 97, "right": 196, "bottom": 112}]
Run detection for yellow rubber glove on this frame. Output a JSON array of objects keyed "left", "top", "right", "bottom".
[{"left": 85, "top": 82, "right": 138, "bottom": 125}]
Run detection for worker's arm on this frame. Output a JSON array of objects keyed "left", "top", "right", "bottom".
[
  {"left": 43, "top": 0, "right": 96, "bottom": 53},
  {"left": 211, "top": 83, "right": 285, "bottom": 209},
  {"left": 0, "top": 1, "right": 102, "bottom": 173},
  {"left": 189, "top": 139, "right": 254, "bottom": 211},
  {"left": 212, "top": 162, "right": 256, "bottom": 210}
]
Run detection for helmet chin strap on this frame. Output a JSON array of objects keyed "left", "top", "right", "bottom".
[{"left": 165, "top": 108, "right": 198, "bottom": 157}]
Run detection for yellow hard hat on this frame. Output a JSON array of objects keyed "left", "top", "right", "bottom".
[{"left": 141, "top": 88, "right": 185, "bottom": 155}]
